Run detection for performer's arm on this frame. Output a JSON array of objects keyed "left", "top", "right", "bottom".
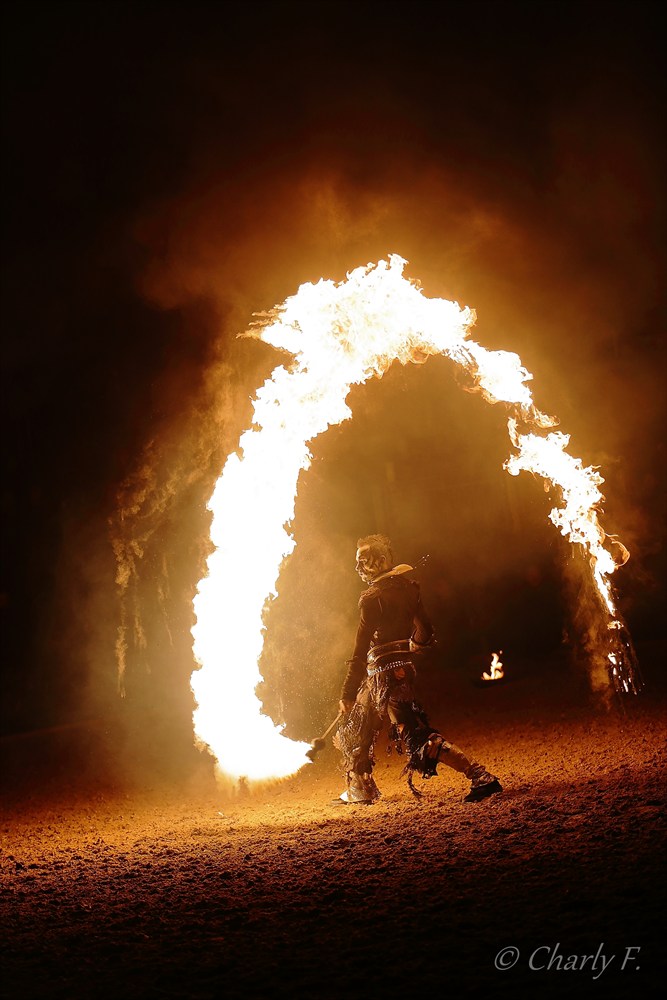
[
  {"left": 339, "top": 596, "right": 378, "bottom": 707},
  {"left": 339, "top": 657, "right": 366, "bottom": 709},
  {"left": 410, "top": 582, "right": 436, "bottom": 651}
]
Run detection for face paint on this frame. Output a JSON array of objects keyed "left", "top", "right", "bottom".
[{"left": 355, "top": 541, "right": 392, "bottom": 583}]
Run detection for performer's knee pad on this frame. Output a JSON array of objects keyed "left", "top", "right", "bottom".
[{"left": 406, "top": 730, "right": 445, "bottom": 778}]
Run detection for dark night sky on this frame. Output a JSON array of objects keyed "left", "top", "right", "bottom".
[{"left": 1, "top": 1, "right": 665, "bottom": 769}]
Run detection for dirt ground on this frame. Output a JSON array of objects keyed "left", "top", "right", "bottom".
[{"left": 2, "top": 650, "right": 666, "bottom": 1000}]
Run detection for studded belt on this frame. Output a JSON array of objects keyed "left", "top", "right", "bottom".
[
  {"left": 367, "top": 658, "right": 412, "bottom": 677},
  {"left": 367, "top": 639, "right": 411, "bottom": 666}
]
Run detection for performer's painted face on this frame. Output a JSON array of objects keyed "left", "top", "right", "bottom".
[{"left": 355, "top": 543, "right": 391, "bottom": 584}]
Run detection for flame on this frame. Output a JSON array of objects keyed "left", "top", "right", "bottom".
[
  {"left": 191, "top": 255, "right": 639, "bottom": 783},
  {"left": 483, "top": 651, "right": 505, "bottom": 682}
]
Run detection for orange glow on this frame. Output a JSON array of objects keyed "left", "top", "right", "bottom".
[{"left": 191, "top": 256, "right": 638, "bottom": 784}]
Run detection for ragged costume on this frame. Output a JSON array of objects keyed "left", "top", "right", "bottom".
[{"left": 334, "top": 534, "right": 502, "bottom": 805}]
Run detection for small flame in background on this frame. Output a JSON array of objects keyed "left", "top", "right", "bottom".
[
  {"left": 191, "top": 256, "right": 641, "bottom": 783},
  {"left": 483, "top": 651, "right": 505, "bottom": 682}
]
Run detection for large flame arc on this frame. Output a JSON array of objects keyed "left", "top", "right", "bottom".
[{"left": 191, "top": 256, "right": 639, "bottom": 783}]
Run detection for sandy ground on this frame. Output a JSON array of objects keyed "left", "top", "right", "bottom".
[{"left": 2, "top": 653, "right": 666, "bottom": 1000}]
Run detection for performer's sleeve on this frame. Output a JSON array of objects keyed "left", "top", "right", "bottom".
[
  {"left": 411, "top": 582, "right": 436, "bottom": 650},
  {"left": 340, "top": 657, "right": 366, "bottom": 703},
  {"left": 340, "top": 595, "right": 379, "bottom": 702}
]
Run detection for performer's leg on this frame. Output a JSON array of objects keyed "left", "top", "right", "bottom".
[
  {"left": 388, "top": 697, "right": 501, "bottom": 802},
  {"left": 428, "top": 735, "right": 502, "bottom": 801},
  {"left": 333, "top": 681, "right": 382, "bottom": 803}
]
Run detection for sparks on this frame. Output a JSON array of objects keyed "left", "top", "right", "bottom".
[{"left": 191, "top": 255, "right": 639, "bottom": 783}]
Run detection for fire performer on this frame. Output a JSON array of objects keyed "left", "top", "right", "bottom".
[{"left": 334, "top": 534, "right": 502, "bottom": 805}]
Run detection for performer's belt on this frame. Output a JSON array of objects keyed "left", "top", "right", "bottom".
[
  {"left": 367, "top": 640, "right": 412, "bottom": 675},
  {"left": 367, "top": 659, "right": 412, "bottom": 677}
]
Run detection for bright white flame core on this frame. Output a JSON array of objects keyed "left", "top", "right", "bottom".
[
  {"left": 191, "top": 255, "right": 630, "bottom": 781},
  {"left": 483, "top": 651, "right": 505, "bottom": 682}
]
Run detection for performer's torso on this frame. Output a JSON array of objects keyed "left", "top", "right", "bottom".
[{"left": 362, "top": 576, "right": 421, "bottom": 647}]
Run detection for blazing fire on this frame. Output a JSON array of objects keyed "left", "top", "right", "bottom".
[
  {"left": 191, "top": 255, "right": 639, "bottom": 782},
  {"left": 483, "top": 651, "right": 505, "bottom": 682}
]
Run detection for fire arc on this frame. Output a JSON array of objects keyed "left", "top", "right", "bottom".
[{"left": 190, "top": 256, "right": 640, "bottom": 782}]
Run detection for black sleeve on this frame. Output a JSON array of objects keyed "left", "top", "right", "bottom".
[
  {"left": 340, "top": 657, "right": 366, "bottom": 703},
  {"left": 340, "top": 593, "right": 380, "bottom": 701},
  {"left": 411, "top": 581, "right": 435, "bottom": 647}
]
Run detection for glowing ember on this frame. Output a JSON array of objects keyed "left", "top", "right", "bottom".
[
  {"left": 191, "top": 255, "right": 639, "bottom": 783},
  {"left": 483, "top": 651, "right": 505, "bottom": 682}
]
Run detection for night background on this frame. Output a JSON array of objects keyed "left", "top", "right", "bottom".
[{"left": 2, "top": 2, "right": 666, "bottom": 998}]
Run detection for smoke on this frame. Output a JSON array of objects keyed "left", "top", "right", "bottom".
[
  {"left": 103, "top": 125, "right": 664, "bottom": 773},
  {"left": 4, "top": 2, "right": 663, "bottom": 789}
]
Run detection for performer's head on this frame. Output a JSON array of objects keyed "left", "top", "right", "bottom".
[{"left": 355, "top": 534, "right": 393, "bottom": 584}]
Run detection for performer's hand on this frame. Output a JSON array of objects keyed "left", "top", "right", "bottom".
[{"left": 339, "top": 699, "right": 353, "bottom": 715}]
